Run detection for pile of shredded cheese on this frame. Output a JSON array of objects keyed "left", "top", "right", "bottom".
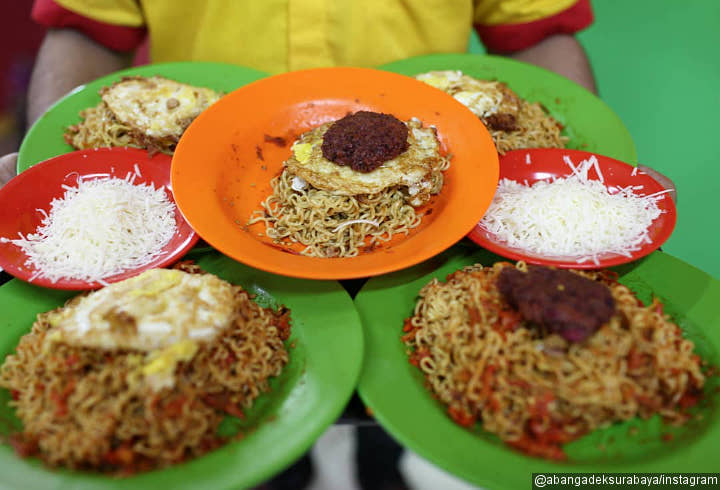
[
  {"left": 479, "top": 155, "right": 668, "bottom": 264},
  {"left": 1, "top": 172, "right": 177, "bottom": 284}
]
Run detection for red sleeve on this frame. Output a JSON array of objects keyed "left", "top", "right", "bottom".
[
  {"left": 475, "top": 0, "right": 594, "bottom": 54},
  {"left": 31, "top": 0, "right": 146, "bottom": 53}
]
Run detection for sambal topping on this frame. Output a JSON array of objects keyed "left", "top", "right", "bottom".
[
  {"left": 497, "top": 265, "right": 615, "bottom": 343},
  {"left": 485, "top": 113, "right": 518, "bottom": 131},
  {"left": 321, "top": 111, "right": 409, "bottom": 173},
  {"left": 264, "top": 134, "right": 287, "bottom": 147}
]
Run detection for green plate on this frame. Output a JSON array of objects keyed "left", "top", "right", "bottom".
[
  {"left": 17, "top": 62, "right": 268, "bottom": 172},
  {"left": 0, "top": 250, "right": 363, "bottom": 490},
  {"left": 379, "top": 53, "right": 638, "bottom": 163},
  {"left": 356, "top": 242, "right": 719, "bottom": 490}
]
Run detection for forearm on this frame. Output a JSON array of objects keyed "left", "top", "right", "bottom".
[
  {"left": 27, "top": 29, "right": 131, "bottom": 126},
  {"left": 498, "top": 34, "right": 597, "bottom": 94}
]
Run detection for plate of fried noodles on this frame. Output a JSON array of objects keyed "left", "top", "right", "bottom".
[
  {"left": 356, "top": 242, "right": 719, "bottom": 489},
  {"left": 171, "top": 67, "right": 498, "bottom": 279},
  {"left": 17, "top": 62, "right": 268, "bottom": 172},
  {"left": 380, "top": 53, "right": 638, "bottom": 163},
  {"left": 0, "top": 250, "right": 363, "bottom": 489}
]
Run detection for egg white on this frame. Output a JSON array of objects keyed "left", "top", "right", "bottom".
[
  {"left": 45, "top": 268, "right": 237, "bottom": 391},
  {"left": 46, "top": 268, "right": 236, "bottom": 351},
  {"left": 415, "top": 70, "right": 520, "bottom": 120},
  {"left": 102, "top": 76, "right": 220, "bottom": 139}
]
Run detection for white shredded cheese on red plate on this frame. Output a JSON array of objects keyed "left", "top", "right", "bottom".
[
  {"left": 1, "top": 174, "right": 177, "bottom": 283},
  {"left": 479, "top": 156, "right": 666, "bottom": 264}
]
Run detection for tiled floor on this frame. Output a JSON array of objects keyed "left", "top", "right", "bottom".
[{"left": 308, "top": 426, "right": 481, "bottom": 490}]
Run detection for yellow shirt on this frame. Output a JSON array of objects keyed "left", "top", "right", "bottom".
[{"left": 52, "top": 0, "right": 577, "bottom": 73}]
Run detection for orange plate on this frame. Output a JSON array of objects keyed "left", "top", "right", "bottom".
[{"left": 172, "top": 67, "right": 498, "bottom": 279}]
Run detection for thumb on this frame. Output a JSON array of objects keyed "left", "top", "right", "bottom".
[
  {"left": 0, "top": 152, "right": 18, "bottom": 188},
  {"left": 637, "top": 164, "right": 677, "bottom": 204}
]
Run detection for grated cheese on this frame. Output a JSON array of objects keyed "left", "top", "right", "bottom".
[
  {"left": 479, "top": 156, "right": 665, "bottom": 264},
  {"left": 1, "top": 174, "right": 177, "bottom": 283}
]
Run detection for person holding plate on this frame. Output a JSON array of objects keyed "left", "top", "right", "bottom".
[
  {"left": 2, "top": 0, "right": 675, "bottom": 197},
  {"left": 0, "top": 1, "right": 679, "bottom": 489},
  {"left": 1, "top": 0, "right": 611, "bottom": 188}
]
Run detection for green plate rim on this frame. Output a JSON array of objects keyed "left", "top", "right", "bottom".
[
  {"left": 356, "top": 242, "right": 719, "bottom": 489},
  {"left": 379, "top": 53, "right": 638, "bottom": 164},
  {"left": 0, "top": 250, "right": 363, "bottom": 490},
  {"left": 17, "top": 61, "right": 269, "bottom": 172}
]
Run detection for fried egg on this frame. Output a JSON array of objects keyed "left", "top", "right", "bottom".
[
  {"left": 46, "top": 268, "right": 236, "bottom": 351},
  {"left": 101, "top": 76, "right": 221, "bottom": 141},
  {"left": 45, "top": 268, "right": 237, "bottom": 390},
  {"left": 285, "top": 118, "right": 445, "bottom": 205},
  {"left": 415, "top": 70, "right": 521, "bottom": 122}
]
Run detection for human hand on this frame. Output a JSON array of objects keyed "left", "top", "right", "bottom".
[
  {"left": 637, "top": 164, "right": 677, "bottom": 204},
  {"left": 0, "top": 153, "right": 18, "bottom": 188}
]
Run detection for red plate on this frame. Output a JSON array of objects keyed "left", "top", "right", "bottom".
[
  {"left": 467, "top": 149, "right": 677, "bottom": 268},
  {"left": 0, "top": 148, "right": 199, "bottom": 289}
]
